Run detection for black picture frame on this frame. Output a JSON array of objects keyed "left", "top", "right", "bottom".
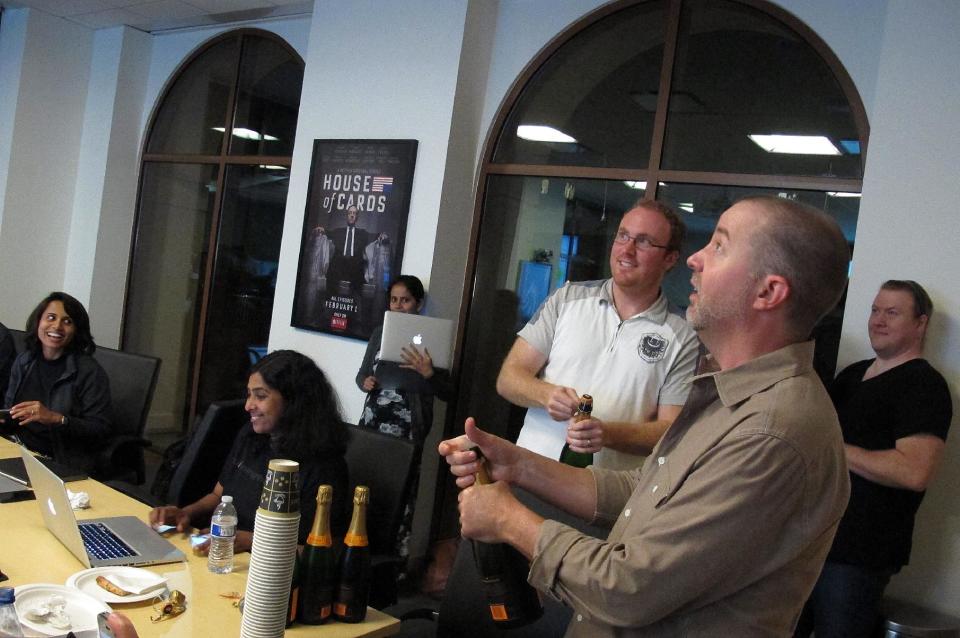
[{"left": 292, "top": 139, "right": 418, "bottom": 340}]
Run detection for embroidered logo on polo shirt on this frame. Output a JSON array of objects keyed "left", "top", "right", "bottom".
[{"left": 638, "top": 333, "right": 668, "bottom": 362}]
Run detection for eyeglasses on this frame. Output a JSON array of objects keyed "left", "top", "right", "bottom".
[{"left": 613, "top": 229, "right": 670, "bottom": 251}]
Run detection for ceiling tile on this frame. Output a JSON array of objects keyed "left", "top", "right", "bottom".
[
  {"left": 65, "top": 7, "right": 144, "bottom": 28},
  {"left": 125, "top": 0, "right": 202, "bottom": 20}
]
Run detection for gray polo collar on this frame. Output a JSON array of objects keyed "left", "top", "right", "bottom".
[{"left": 599, "top": 279, "right": 669, "bottom": 325}]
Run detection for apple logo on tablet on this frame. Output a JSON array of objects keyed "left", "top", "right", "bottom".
[
  {"left": 47, "top": 497, "right": 57, "bottom": 516},
  {"left": 412, "top": 333, "right": 423, "bottom": 345}
]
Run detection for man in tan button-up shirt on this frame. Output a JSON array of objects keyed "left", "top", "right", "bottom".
[{"left": 440, "top": 196, "right": 852, "bottom": 636}]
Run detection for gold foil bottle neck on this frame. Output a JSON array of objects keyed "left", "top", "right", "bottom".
[
  {"left": 353, "top": 485, "right": 369, "bottom": 506},
  {"left": 316, "top": 484, "right": 332, "bottom": 505}
]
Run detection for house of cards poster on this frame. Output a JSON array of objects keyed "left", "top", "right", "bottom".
[{"left": 292, "top": 139, "right": 418, "bottom": 340}]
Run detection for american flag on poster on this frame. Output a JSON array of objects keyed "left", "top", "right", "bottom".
[{"left": 372, "top": 176, "right": 394, "bottom": 194}]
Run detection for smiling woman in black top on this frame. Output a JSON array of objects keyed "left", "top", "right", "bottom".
[
  {"left": 149, "top": 350, "right": 349, "bottom": 552},
  {"left": 3, "top": 292, "right": 112, "bottom": 474}
]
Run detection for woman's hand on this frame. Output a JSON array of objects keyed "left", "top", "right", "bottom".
[
  {"left": 400, "top": 344, "right": 434, "bottom": 379},
  {"left": 191, "top": 530, "right": 252, "bottom": 555},
  {"left": 361, "top": 375, "right": 378, "bottom": 392},
  {"left": 9, "top": 401, "right": 62, "bottom": 426},
  {"left": 149, "top": 505, "right": 191, "bottom": 532},
  {"left": 235, "top": 530, "right": 254, "bottom": 553}
]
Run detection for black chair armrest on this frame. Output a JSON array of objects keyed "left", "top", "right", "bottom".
[
  {"left": 105, "top": 479, "right": 164, "bottom": 507},
  {"left": 95, "top": 435, "right": 151, "bottom": 484}
]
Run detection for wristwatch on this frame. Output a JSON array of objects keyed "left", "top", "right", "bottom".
[{"left": 60, "top": 415, "right": 69, "bottom": 426}]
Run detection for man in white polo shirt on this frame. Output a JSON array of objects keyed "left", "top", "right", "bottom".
[{"left": 496, "top": 200, "right": 699, "bottom": 469}]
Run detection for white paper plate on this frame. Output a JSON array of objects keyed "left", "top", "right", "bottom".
[
  {"left": 66, "top": 566, "right": 167, "bottom": 604},
  {"left": 14, "top": 583, "right": 111, "bottom": 636}
]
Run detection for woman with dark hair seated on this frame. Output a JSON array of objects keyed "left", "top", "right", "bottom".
[
  {"left": 3, "top": 292, "right": 112, "bottom": 474},
  {"left": 149, "top": 350, "right": 350, "bottom": 551}
]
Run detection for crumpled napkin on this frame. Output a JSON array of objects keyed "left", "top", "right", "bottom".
[
  {"left": 99, "top": 569, "right": 167, "bottom": 595},
  {"left": 66, "top": 489, "right": 90, "bottom": 509}
]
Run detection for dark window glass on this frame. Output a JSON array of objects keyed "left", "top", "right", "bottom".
[
  {"left": 196, "top": 165, "right": 289, "bottom": 406},
  {"left": 493, "top": 2, "right": 668, "bottom": 168},
  {"left": 124, "top": 162, "right": 219, "bottom": 415},
  {"left": 128, "top": 31, "right": 303, "bottom": 429},
  {"left": 146, "top": 37, "right": 239, "bottom": 155},
  {"left": 662, "top": 0, "right": 862, "bottom": 177},
  {"left": 229, "top": 37, "right": 303, "bottom": 156},
  {"left": 657, "top": 181, "right": 858, "bottom": 381},
  {"left": 459, "top": 175, "right": 653, "bottom": 441}
]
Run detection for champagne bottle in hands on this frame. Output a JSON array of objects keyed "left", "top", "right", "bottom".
[
  {"left": 298, "top": 485, "right": 336, "bottom": 624},
  {"left": 334, "top": 486, "right": 371, "bottom": 623},
  {"left": 469, "top": 447, "right": 543, "bottom": 628},
  {"left": 560, "top": 394, "right": 594, "bottom": 468}
]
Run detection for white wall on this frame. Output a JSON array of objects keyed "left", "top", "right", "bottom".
[
  {"left": 834, "top": 0, "right": 960, "bottom": 615},
  {"left": 267, "top": 0, "right": 473, "bottom": 422},
  {"left": 69, "top": 26, "right": 152, "bottom": 347},
  {"left": 0, "top": 9, "right": 28, "bottom": 239},
  {"left": 0, "top": 9, "right": 92, "bottom": 326}
]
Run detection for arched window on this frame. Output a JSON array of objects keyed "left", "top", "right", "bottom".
[
  {"left": 124, "top": 30, "right": 303, "bottom": 432},
  {"left": 457, "top": 0, "right": 865, "bottom": 440}
]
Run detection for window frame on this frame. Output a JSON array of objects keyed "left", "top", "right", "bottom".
[{"left": 124, "top": 28, "right": 304, "bottom": 423}]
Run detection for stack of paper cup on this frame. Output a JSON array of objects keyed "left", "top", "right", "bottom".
[{"left": 240, "top": 459, "right": 302, "bottom": 638}]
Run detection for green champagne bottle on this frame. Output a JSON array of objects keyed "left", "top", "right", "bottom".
[
  {"left": 298, "top": 485, "right": 336, "bottom": 624},
  {"left": 334, "top": 486, "right": 371, "bottom": 623},
  {"left": 470, "top": 447, "right": 544, "bottom": 628},
  {"left": 559, "top": 394, "right": 594, "bottom": 467}
]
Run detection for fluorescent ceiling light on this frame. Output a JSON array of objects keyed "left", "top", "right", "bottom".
[
  {"left": 517, "top": 125, "right": 577, "bottom": 143},
  {"left": 678, "top": 202, "right": 695, "bottom": 213},
  {"left": 212, "top": 126, "right": 279, "bottom": 141},
  {"left": 827, "top": 192, "right": 862, "bottom": 198},
  {"left": 748, "top": 134, "right": 840, "bottom": 155},
  {"left": 259, "top": 165, "right": 287, "bottom": 170},
  {"left": 623, "top": 181, "right": 647, "bottom": 190}
]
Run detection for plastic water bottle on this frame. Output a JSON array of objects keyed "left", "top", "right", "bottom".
[
  {"left": 0, "top": 586, "right": 25, "bottom": 638},
  {"left": 208, "top": 495, "right": 237, "bottom": 574}
]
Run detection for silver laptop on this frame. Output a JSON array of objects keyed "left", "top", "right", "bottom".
[
  {"left": 379, "top": 311, "right": 454, "bottom": 369},
  {"left": 20, "top": 447, "right": 185, "bottom": 568}
]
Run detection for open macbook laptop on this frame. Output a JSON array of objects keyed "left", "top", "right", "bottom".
[
  {"left": 20, "top": 447, "right": 185, "bottom": 568},
  {"left": 379, "top": 311, "right": 454, "bottom": 369}
]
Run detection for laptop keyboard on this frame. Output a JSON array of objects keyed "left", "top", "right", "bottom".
[{"left": 78, "top": 522, "right": 138, "bottom": 560}]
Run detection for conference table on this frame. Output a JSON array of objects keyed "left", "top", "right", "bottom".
[{"left": 0, "top": 438, "right": 399, "bottom": 637}]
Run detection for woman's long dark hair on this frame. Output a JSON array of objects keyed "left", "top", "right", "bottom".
[
  {"left": 250, "top": 350, "right": 348, "bottom": 460},
  {"left": 24, "top": 292, "right": 96, "bottom": 356}
]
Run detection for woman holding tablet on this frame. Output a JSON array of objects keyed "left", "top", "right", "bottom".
[{"left": 356, "top": 275, "right": 452, "bottom": 562}]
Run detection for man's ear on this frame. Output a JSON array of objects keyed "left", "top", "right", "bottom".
[
  {"left": 664, "top": 250, "right": 680, "bottom": 270},
  {"left": 753, "top": 274, "right": 790, "bottom": 311}
]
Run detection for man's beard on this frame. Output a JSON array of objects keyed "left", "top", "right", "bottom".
[{"left": 687, "top": 286, "right": 750, "bottom": 332}]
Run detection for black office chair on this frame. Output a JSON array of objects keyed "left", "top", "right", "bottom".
[
  {"left": 110, "top": 399, "right": 246, "bottom": 507},
  {"left": 91, "top": 346, "right": 161, "bottom": 484},
  {"left": 164, "top": 399, "right": 246, "bottom": 506},
  {"left": 7, "top": 328, "right": 26, "bottom": 354},
  {"left": 343, "top": 424, "right": 419, "bottom": 610},
  {"left": 5, "top": 331, "right": 160, "bottom": 484}
]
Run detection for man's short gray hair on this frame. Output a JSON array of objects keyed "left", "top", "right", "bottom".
[{"left": 740, "top": 196, "right": 850, "bottom": 340}]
